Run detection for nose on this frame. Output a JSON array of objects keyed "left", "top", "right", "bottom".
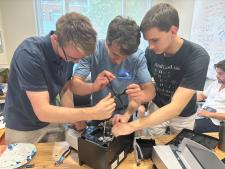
[
  {"left": 149, "top": 43, "right": 155, "bottom": 50},
  {"left": 114, "top": 58, "right": 123, "bottom": 64},
  {"left": 111, "top": 55, "right": 124, "bottom": 64},
  {"left": 216, "top": 75, "right": 220, "bottom": 80}
]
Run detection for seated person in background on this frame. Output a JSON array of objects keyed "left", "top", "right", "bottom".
[
  {"left": 112, "top": 3, "right": 210, "bottom": 137},
  {"left": 72, "top": 16, "right": 155, "bottom": 127},
  {"left": 194, "top": 59, "right": 225, "bottom": 133}
]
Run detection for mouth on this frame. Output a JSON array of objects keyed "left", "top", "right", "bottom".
[
  {"left": 217, "top": 79, "right": 225, "bottom": 84},
  {"left": 153, "top": 50, "right": 162, "bottom": 54}
]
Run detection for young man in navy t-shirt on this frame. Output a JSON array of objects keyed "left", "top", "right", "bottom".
[{"left": 4, "top": 12, "right": 116, "bottom": 143}]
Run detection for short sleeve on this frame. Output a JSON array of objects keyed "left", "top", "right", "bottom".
[
  {"left": 144, "top": 48, "right": 152, "bottom": 75},
  {"left": 14, "top": 49, "right": 47, "bottom": 91},
  {"left": 180, "top": 50, "right": 209, "bottom": 91},
  {"left": 135, "top": 52, "right": 152, "bottom": 84},
  {"left": 73, "top": 55, "right": 92, "bottom": 78},
  {"left": 203, "top": 81, "right": 216, "bottom": 97}
]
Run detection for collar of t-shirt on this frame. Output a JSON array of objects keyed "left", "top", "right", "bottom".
[{"left": 43, "top": 31, "right": 64, "bottom": 65}]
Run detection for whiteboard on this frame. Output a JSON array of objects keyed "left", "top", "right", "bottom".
[{"left": 190, "top": 0, "right": 225, "bottom": 80}]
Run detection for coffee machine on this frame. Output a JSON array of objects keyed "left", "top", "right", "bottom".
[{"left": 78, "top": 120, "right": 134, "bottom": 169}]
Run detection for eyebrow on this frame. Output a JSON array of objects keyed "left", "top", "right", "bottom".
[
  {"left": 63, "top": 46, "right": 80, "bottom": 60},
  {"left": 148, "top": 38, "right": 159, "bottom": 41},
  {"left": 112, "top": 50, "right": 127, "bottom": 58},
  {"left": 112, "top": 52, "right": 121, "bottom": 57}
]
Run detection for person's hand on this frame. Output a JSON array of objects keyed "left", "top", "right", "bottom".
[
  {"left": 72, "top": 121, "right": 86, "bottom": 132},
  {"left": 126, "top": 84, "right": 143, "bottom": 101},
  {"left": 92, "top": 70, "right": 115, "bottom": 92},
  {"left": 111, "top": 113, "right": 130, "bottom": 125},
  {"left": 93, "top": 93, "right": 116, "bottom": 120},
  {"left": 112, "top": 122, "right": 135, "bottom": 137},
  {"left": 197, "top": 109, "right": 214, "bottom": 118},
  {"left": 137, "top": 105, "right": 146, "bottom": 118}
]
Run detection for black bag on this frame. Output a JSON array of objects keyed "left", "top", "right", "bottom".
[{"left": 133, "top": 138, "right": 155, "bottom": 165}]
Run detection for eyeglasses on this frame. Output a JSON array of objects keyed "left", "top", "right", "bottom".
[
  {"left": 61, "top": 46, "right": 80, "bottom": 63},
  {"left": 62, "top": 46, "right": 68, "bottom": 61}
]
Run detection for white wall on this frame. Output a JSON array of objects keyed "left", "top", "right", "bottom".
[
  {"left": 0, "top": 6, "right": 7, "bottom": 67},
  {"left": 152, "top": 0, "right": 195, "bottom": 39},
  {"left": 0, "top": 0, "right": 36, "bottom": 66},
  {"left": 169, "top": 0, "right": 195, "bottom": 39}
]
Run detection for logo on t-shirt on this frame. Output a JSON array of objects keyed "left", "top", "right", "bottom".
[{"left": 117, "top": 70, "right": 132, "bottom": 80}]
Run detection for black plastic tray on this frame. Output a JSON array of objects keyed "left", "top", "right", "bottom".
[{"left": 167, "top": 129, "right": 219, "bottom": 150}]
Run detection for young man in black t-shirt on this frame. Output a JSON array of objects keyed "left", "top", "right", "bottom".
[{"left": 112, "top": 3, "right": 210, "bottom": 136}]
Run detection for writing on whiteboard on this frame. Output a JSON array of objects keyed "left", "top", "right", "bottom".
[{"left": 190, "top": 0, "right": 225, "bottom": 79}]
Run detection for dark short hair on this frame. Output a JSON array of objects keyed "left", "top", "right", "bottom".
[
  {"left": 55, "top": 12, "right": 97, "bottom": 55},
  {"left": 106, "top": 16, "right": 141, "bottom": 56},
  {"left": 140, "top": 3, "right": 179, "bottom": 33},
  {"left": 215, "top": 59, "right": 225, "bottom": 72}
]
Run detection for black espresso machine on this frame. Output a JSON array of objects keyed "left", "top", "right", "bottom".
[
  {"left": 78, "top": 119, "right": 134, "bottom": 169},
  {"left": 78, "top": 79, "right": 134, "bottom": 169}
]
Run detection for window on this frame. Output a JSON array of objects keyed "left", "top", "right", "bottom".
[{"left": 34, "top": 0, "right": 152, "bottom": 50}]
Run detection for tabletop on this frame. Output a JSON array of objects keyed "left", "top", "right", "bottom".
[
  {"left": 0, "top": 128, "right": 4, "bottom": 139},
  {"left": 29, "top": 133, "right": 225, "bottom": 169}
]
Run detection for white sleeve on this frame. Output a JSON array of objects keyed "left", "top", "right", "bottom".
[{"left": 203, "top": 81, "right": 217, "bottom": 97}]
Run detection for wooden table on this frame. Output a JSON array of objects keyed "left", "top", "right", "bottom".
[
  {"left": 0, "top": 94, "right": 6, "bottom": 99},
  {"left": 0, "top": 94, "right": 6, "bottom": 104},
  {"left": 30, "top": 133, "right": 225, "bottom": 169},
  {"left": 0, "top": 128, "right": 4, "bottom": 139}
]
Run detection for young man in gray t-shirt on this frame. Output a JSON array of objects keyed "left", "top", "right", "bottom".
[{"left": 72, "top": 16, "right": 155, "bottom": 126}]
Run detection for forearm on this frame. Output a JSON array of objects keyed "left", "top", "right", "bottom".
[
  {"left": 71, "top": 77, "right": 94, "bottom": 96},
  {"left": 129, "top": 102, "right": 182, "bottom": 131},
  {"left": 114, "top": 87, "right": 195, "bottom": 135},
  {"left": 141, "top": 89, "right": 155, "bottom": 103},
  {"left": 27, "top": 91, "right": 115, "bottom": 124},
  {"left": 124, "top": 83, "right": 155, "bottom": 116},
  {"left": 36, "top": 104, "right": 95, "bottom": 123},
  {"left": 124, "top": 99, "right": 140, "bottom": 116},
  {"left": 197, "top": 92, "right": 206, "bottom": 101},
  {"left": 140, "top": 82, "right": 156, "bottom": 103},
  {"left": 210, "top": 112, "right": 225, "bottom": 121},
  {"left": 60, "top": 81, "right": 74, "bottom": 107}
]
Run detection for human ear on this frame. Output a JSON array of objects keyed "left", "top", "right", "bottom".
[
  {"left": 170, "top": 25, "right": 178, "bottom": 35},
  {"left": 52, "top": 34, "right": 59, "bottom": 42}
]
